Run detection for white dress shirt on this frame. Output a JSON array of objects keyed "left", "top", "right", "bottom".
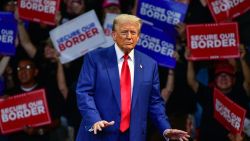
[{"left": 114, "top": 43, "right": 134, "bottom": 97}]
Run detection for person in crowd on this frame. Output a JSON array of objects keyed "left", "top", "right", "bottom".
[
  {"left": 102, "top": 0, "right": 121, "bottom": 17},
  {"left": 101, "top": 0, "right": 121, "bottom": 25},
  {"left": 61, "top": 0, "right": 86, "bottom": 23},
  {"left": 54, "top": 1, "right": 85, "bottom": 137},
  {"left": 0, "top": 0, "right": 16, "bottom": 12},
  {"left": 186, "top": 44, "right": 250, "bottom": 141},
  {"left": 58, "top": 0, "right": 87, "bottom": 85},
  {"left": 15, "top": 9, "right": 67, "bottom": 98},
  {"left": 100, "top": 0, "right": 121, "bottom": 48},
  {"left": 12, "top": 10, "right": 69, "bottom": 140},
  {"left": 66, "top": 0, "right": 85, "bottom": 16},
  {"left": 42, "top": 38, "right": 82, "bottom": 140},
  {"left": 3, "top": 58, "right": 66, "bottom": 141},
  {"left": 18, "top": 20, "right": 78, "bottom": 141},
  {"left": 75, "top": 14, "right": 190, "bottom": 141}
]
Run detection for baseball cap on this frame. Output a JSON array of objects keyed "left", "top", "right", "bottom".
[
  {"left": 214, "top": 61, "right": 235, "bottom": 76},
  {"left": 102, "top": 0, "right": 120, "bottom": 8}
]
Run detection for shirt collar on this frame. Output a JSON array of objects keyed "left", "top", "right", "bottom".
[
  {"left": 114, "top": 43, "right": 134, "bottom": 62},
  {"left": 20, "top": 83, "right": 38, "bottom": 92}
]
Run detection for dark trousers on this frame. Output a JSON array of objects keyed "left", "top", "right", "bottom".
[{"left": 119, "top": 129, "right": 129, "bottom": 141}]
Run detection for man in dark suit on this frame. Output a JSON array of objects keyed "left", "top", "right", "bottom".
[{"left": 75, "top": 14, "right": 190, "bottom": 141}]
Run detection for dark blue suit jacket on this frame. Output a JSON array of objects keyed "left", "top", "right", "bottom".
[{"left": 75, "top": 46, "right": 171, "bottom": 141}]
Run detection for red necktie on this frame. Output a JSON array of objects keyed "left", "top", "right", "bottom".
[{"left": 120, "top": 54, "right": 131, "bottom": 132}]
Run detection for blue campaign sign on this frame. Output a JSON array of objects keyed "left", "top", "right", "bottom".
[
  {"left": 136, "top": 23, "right": 176, "bottom": 68},
  {"left": 0, "top": 76, "right": 4, "bottom": 96},
  {"left": 0, "top": 12, "right": 17, "bottom": 56},
  {"left": 137, "top": 0, "right": 188, "bottom": 31}
]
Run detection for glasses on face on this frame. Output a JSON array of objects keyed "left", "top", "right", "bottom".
[{"left": 17, "top": 65, "right": 33, "bottom": 71}]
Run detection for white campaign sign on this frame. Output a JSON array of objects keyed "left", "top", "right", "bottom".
[
  {"left": 50, "top": 10, "right": 106, "bottom": 64},
  {"left": 100, "top": 13, "right": 117, "bottom": 48}
]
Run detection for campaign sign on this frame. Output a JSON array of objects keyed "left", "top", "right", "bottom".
[
  {"left": 18, "top": 0, "right": 60, "bottom": 25},
  {"left": 207, "top": 0, "right": 250, "bottom": 22},
  {"left": 0, "top": 89, "right": 51, "bottom": 134},
  {"left": 50, "top": 10, "right": 106, "bottom": 64},
  {"left": 100, "top": 13, "right": 117, "bottom": 48},
  {"left": 136, "top": 24, "right": 176, "bottom": 68},
  {"left": 0, "top": 12, "right": 17, "bottom": 56},
  {"left": 186, "top": 22, "right": 240, "bottom": 61},
  {"left": 136, "top": 0, "right": 188, "bottom": 30},
  {"left": 213, "top": 88, "right": 246, "bottom": 134}
]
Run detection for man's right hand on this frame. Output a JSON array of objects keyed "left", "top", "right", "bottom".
[{"left": 91, "top": 120, "right": 115, "bottom": 134}]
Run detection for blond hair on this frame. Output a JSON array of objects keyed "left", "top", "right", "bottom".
[{"left": 112, "top": 14, "right": 142, "bottom": 32}]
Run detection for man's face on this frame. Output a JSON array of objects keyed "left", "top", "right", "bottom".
[
  {"left": 66, "top": 0, "right": 85, "bottom": 16},
  {"left": 17, "top": 60, "right": 37, "bottom": 85},
  {"left": 112, "top": 22, "right": 140, "bottom": 53},
  {"left": 215, "top": 73, "right": 234, "bottom": 92},
  {"left": 4, "top": 1, "right": 16, "bottom": 12}
]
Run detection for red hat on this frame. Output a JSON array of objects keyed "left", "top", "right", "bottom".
[
  {"left": 102, "top": 0, "right": 120, "bottom": 8},
  {"left": 215, "top": 61, "right": 235, "bottom": 75}
]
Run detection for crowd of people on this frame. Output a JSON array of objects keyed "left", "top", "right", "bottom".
[{"left": 0, "top": 0, "right": 250, "bottom": 141}]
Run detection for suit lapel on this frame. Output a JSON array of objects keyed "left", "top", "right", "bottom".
[
  {"left": 104, "top": 48, "right": 143, "bottom": 109},
  {"left": 105, "top": 46, "right": 121, "bottom": 108},
  {"left": 132, "top": 50, "right": 143, "bottom": 109}
]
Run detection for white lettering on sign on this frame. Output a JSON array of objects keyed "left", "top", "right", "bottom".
[
  {"left": 139, "top": 2, "right": 181, "bottom": 25},
  {"left": 215, "top": 99, "right": 241, "bottom": 130},
  {"left": 56, "top": 23, "right": 99, "bottom": 52},
  {"left": 1, "top": 100, "right": 45, "bottom": 123},
  {"left": 0, "top": 29, "right": 14, "bottom": 44},
  {"left": 20, "top": 0, "right": 56, "bottom": 14},
  {"left": 190, "top": 33, "right": 236, "bottom": 49},
  {"left": 211, "top": 0, "right": 245, "bottom": 14},
  {"left": 137, "top": 33, "right": 174, "bottom": 57}
]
